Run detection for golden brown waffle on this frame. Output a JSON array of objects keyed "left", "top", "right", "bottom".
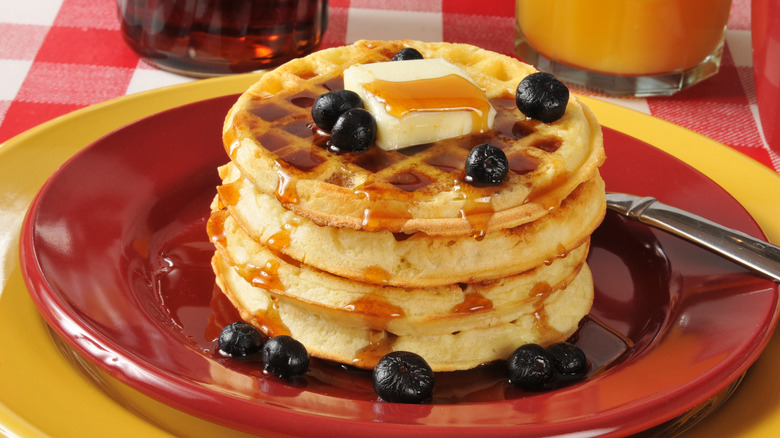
[
  {"left": 216, "top": 162, "right": 604, "bottom": 287},
  {"left": 213, "top": 251, "right": 594, "bottom": 371},
  {"left": 224, "top": 39, "right": 605, "bottom": 236}
]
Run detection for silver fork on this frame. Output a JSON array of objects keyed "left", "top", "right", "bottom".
[{"left": 605, "top": 193, "right": 780, "bottom": 282}]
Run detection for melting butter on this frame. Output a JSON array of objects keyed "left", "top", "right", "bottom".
[{"left": 343, "top": 58, "right": 496, "bottom": 151}]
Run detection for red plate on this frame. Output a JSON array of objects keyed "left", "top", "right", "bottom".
[{"left": 20, "top": 95, "right": 779, "bottom": 437}]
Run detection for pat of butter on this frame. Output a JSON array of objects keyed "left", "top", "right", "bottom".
[{"left": 343, "top": 58, "right": 496, "bottom": 151}]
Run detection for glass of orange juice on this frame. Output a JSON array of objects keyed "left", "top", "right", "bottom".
[{"left": 515, "top": 0, "right": 732, "bottom": 96}]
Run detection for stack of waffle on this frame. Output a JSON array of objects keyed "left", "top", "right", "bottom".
[{"left": 208, "top": 40, "right": 605, "bottom": 371}]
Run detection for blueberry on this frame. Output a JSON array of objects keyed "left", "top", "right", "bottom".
[
  {"left": 515, "top": 72, "right": 569, "bottom": 123},
  {"left": 330, "top": 108, "right": 377, "bottom": 152},
  {"left": 262, "top": 335, "right": 310, "bottom": 379},
  {"left": 392, "top": 48, "right": 424, "bottom": 61},
  {"left": 218, "top": 321, "right": 264, "bottom": 358},
  {"left": 312, "top": 89, "right": 364, "bottom": 132},
  {"left": 373, "top": 351, "right": 435, "bottom": 404},
  {"left": 547, "top": 342, "right": 589, "bottom": 380},
  {"left": 464, "top": 143, "right": 509, "bottom": 185},
  {"left": 507, "top": 344, "right": 556, "bottom": 391}
]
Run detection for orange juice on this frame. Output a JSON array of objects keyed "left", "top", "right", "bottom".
[{"left": 516, "top": 0, "right": 732, "bottom": 76}]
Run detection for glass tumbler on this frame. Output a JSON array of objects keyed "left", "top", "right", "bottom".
[
  {"left": 515, "top": 0, "right": 732, "bottom": 97},
  {"left": 118, "top": 0, "right": 328, "bottom": 77},
  {"left": 753, "top": 0, "right": 780, "bottom": 153}
]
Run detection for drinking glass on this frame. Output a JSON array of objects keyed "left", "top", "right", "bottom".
[
  {"left": 515, "top": 0, "right": 732, "bottom": 97},
  {"left": 118, "top": 0, "right": 329, "bottom": 77},
  {"left": 752, "top": 0, "right": 780, "bottom": 152}
]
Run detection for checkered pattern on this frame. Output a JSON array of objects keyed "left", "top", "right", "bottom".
[{"left": 1, "top": 0, "right": 776, "bottom": 172}]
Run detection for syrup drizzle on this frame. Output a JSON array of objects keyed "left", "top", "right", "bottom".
[
  {"left": 255, "top": 296, "right": 291, "bottom": 337},
  {"left": 275, "top": 166, "right": 299, "bottom": 204},
  {"left": 363, "top": 265, "right": 392, "bottom": 284},
  {"left": 236, "top": 260, "right": 285, "bottom": 292},
  {"left": 530, "top": 282, "right": 555, "bottom": 302},
  {"left": 352, "top": 330, "right": 398, "bottom": 368},
  {"left": 345, "top": 295, "right": 404, "bottom": 331},
  {"left": 223, "top": 123, "right": 241, "bottom": 159},
  {"left": 266, "top": 222, "right": 298, "bottom": 251},
  {"left": 525, "top": 282, "right": 566, "bottom": 339},
  {"left": 532, "top": 137, "right": 563, "bottom": 153},
  {"left": 355, "top": 188, "right": 414, "bottom": 231},
  {"left": 544, "top": 244, "right": 571, "bottom": 266},
  {"left": 452, "top": 292, "right": 494, "bottom": 314},
  {"left": 217, "top": 181, "right": 241, "bottom": 207},
  {"left": 363, "top": 74, "right": 493, "bottom": 132},
  {"left": 459, "top": 195, "right": 494, "bottom": 240},
  {"left": 206, "top": 209, "right": 228, "bottom": 247},
  {"left": 524, "top": 172, "right": 571, "bottom": 211}
]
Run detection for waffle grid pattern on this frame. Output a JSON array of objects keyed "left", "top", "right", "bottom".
[{"left": 225, "top": 41, "right": 604, "bottom": 235}]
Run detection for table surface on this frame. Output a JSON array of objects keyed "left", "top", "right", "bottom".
[{"left": 1, "top": 0, "right": 777, "bottom": 174}]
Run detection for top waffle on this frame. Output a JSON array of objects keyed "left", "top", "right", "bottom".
[{"left": 224, "top": 40, "right": 604, "bottom": 236}]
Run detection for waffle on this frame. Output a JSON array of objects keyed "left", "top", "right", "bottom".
[
  {"left": 217, "top": 161, "right": 604, "bottom": 287},
  {"left": 224, "top": 39, "right": 605, "bottom": 236},
  {"left": 212, "top": 251, "right": 594, "bottom": 371}
]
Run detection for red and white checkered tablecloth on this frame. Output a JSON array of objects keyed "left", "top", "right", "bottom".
[{"left": 1, "top": 0, "right": 776, "bottom": 173}]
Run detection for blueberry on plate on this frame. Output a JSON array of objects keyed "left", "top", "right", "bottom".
[
  {"left": 547, "top": 342, "right": 589, "bottom": 380},
  {"left": 218, "top": 321, "right": 264, "bottom": 358},
  {"left": 464, "top": 143, "right": 509, "bottom": 185},
  {"left": 392, "top": 47, "right": 424, "bottom": 61},
  {"left": 507, "top": 343, "right": 556, "bottom": 391},
  {"left": 373, "top": 351, "right": 435, "bottom": 404},
  {"left": 262, "top": 335, "right": 310, "bottom": 379},
  {"left": 330, "top": 108, "right": 377, "bottom": 152},
  {"left": 515, "top": 72, "right": 569, "bottom": 123},
  {"left": 312, "top": 89, "right": 364, "bottom": 131},
  {"left": 263, "top": 335, "right": 309, "bottom": 380}
]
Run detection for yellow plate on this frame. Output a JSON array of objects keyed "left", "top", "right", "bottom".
[{"left": 1, "top": 75, "right": 780, "bottom": 437}]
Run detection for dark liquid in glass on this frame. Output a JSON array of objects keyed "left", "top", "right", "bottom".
[{"left": 118, "top": 0, "right": 328, "bottom": 77}]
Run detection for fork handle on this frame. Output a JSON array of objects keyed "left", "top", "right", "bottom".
[{"left": 609, "top": 195, "right": 780, "bottom": 283}]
